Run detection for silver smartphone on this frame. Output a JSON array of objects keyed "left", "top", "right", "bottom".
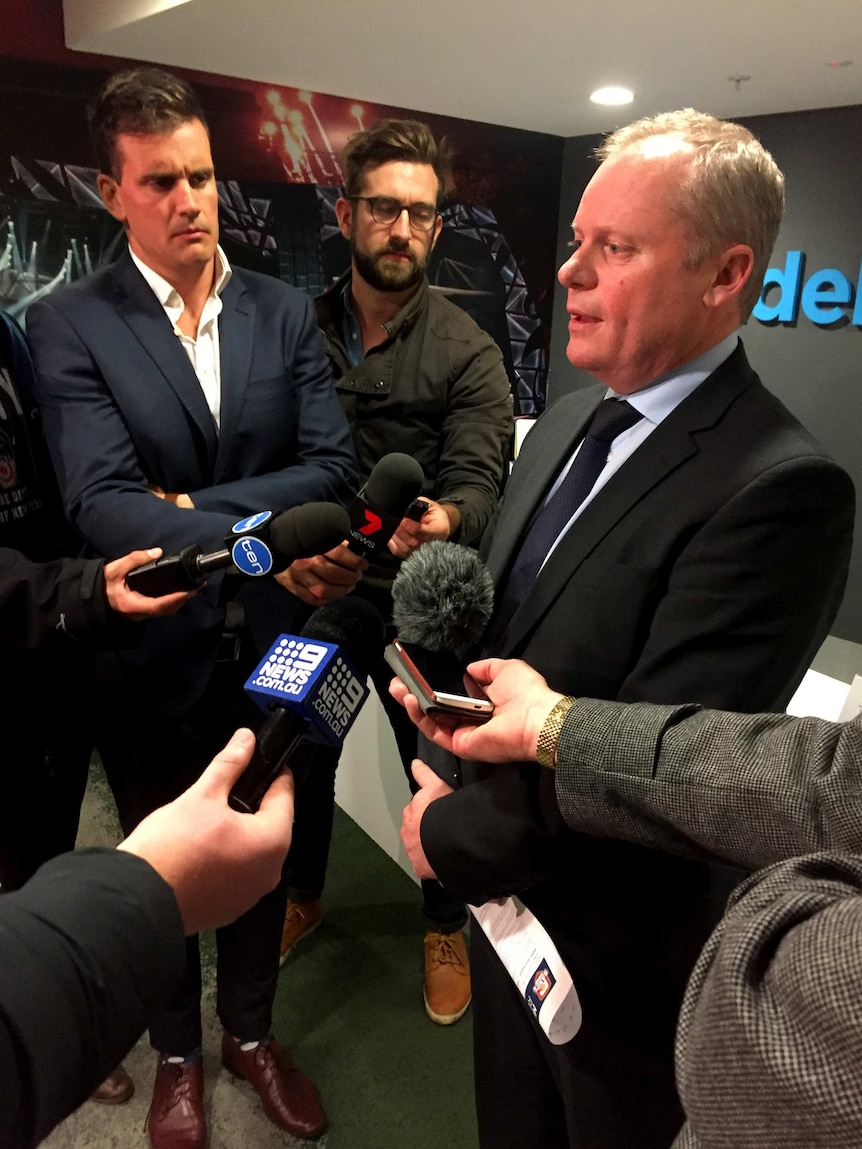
[{"left": 384, "top": 638, "right": 494, "bottom": 722}]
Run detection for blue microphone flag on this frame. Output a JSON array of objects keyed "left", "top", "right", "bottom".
[{"left": 245, "top": 633, "right": 369, "bottom": 747}]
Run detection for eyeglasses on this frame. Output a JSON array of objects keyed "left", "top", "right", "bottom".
[{"left": 350, "top": 195, "right": 439, "bottom": 231}]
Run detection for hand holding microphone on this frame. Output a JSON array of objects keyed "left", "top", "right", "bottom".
[
  {"left": 385, "top": 541, "right": 496, "bottom": 787},
  {"left": 118, "top": 728, "right": 294, "bottom": 934},
  {"left": 345, "top": 452, "right": 424, "bottom": 558},
  {"left": 228, "top": 596, "right": 386, "bottom": 813},
  {"left": 275, "top": 546, "right": 368, "bottom": 605},
  {"left": 103, "top": 549, "right": 197, "bottom": 618},
  {"left": 386, "top": 543, "right": 570, "bottom": 759},
  {"left": 277, "top": 453, "right": 425, "bottom": 604},
  {"left": 388, "top": 497, "right": 460, "bottom": 560}
]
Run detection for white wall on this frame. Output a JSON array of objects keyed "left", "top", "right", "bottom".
[{"left": 334, "top": 684, "right": 419, "bottom": 884}]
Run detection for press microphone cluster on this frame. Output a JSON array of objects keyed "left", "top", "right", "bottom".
[
  {"left": 346, "top": 452, "right": 424, "bottom": 558},
  {"left": 127, "top": 502, "right": 351, "bottom": 597},
  {"left": 228, "top": 597, "right": 386, "bottom": 813}
]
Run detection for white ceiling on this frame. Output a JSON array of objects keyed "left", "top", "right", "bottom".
[{"left": 63, "top": 0, "right": 862, "bottom": 138}]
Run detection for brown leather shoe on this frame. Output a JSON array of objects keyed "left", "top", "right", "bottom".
[
  {"left": 279, "top": 898, "right": 322, "bottom": 966},
  {"left": 424, "top": 929, "right": 472, "bottom": 1025},
  {"left": 146, "top": 1058, "right": 206, "bottom": 1149},
  {"left": 90, "top": 1063, "right": 134, "bottom": 1104},
  {"left": 221, "top": 1034, "right": 326, "bottom": 1139}
]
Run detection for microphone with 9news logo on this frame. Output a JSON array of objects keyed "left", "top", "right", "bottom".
[{"left": 228, "top": 597, "right": 385, "bottom": 813}]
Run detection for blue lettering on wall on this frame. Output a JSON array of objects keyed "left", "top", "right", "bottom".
[{"left": 754, "top": 251, "right": 862, "bottom": 327}]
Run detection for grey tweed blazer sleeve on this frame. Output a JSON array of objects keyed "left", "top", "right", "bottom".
[
  {"left": 675, "top": 853, "right": 862, "bottom": 1149},
  {"left": 554, "top": 699, "right": 862, "bottom": 870},
  {"left": 554, "top": 700, "right": 862, "bottom": 1148}
]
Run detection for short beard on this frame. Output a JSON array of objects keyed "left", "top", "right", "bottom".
[{"left": 351, "top": 238, "right": 426, "bottom": 294}]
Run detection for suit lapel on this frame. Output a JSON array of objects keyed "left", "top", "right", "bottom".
[
  {"left": 496, "top": 347, "right": 756, "bottom": 655},
  {"left": 214, "top": 273, "right": 255, "bottom": 482},
  {"left": 111, "top": 252, "right": 219, "bottom": 473},
  {"left": 485, "top": 386, "right": 602, "bottom": 585}
]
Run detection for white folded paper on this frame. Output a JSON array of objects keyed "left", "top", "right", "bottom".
[
  {"left": 838, "top": 674, "right": 862, "bottom": 722},
  {"left": 469, "top": 895, "right": 582, "bottom": 1045}
]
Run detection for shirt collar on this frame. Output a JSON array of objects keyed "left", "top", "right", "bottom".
[
  {"left": 340, "top": 273, "right": 427, "bottom": 336},
  {"left": 130, "top": 244, "right": 232, "bottom": 310},
  {"left": 611, "top": 332, "right": 739, "bottom": 425}
]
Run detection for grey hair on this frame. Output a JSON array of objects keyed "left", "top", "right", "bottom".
[{"left": 598, "top": 109, "right": 784, "bottom": 319}]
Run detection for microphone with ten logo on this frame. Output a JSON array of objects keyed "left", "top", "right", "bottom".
[
  {"left": 228, "top": 597, "right": 386, "bottom": 813},
  {"left": 346, "top": 453, "right": 424, "bottom": 558},
  {"left": 127, "top": 502, "right": 351, "bottom": 597}
]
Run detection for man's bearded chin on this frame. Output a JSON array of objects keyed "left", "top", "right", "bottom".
[{"left": 352, "top": 242, "right": 425, "bottom": 293}]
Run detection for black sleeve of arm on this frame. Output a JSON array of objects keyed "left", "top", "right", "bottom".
[
  {"left": 434, "top": 331, "right": 513, "bottom": 546},
  {"left": 0, "top": 848, "right": 185, "bottom": 1149},
  {"left": 419, "top": 740, "right": 566, "bottom": 906},
  {"left": 0, "top": 548, "right": 138, "bottom": 652}
]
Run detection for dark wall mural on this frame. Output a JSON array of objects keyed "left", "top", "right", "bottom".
[{"left": 0, "top": 46, "right": 563, "bottom": 415}]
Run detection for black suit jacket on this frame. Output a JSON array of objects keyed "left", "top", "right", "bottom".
[
  {"left": 421, "top": 343, "right": 855, "bottom": 1044},
  {"left": 25, "top": 252, "right": 357, "bottom": 709}
]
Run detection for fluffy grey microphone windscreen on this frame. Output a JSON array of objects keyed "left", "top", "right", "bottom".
[{"left": 391, "top": 541, "right": 495, "bottom": 660}]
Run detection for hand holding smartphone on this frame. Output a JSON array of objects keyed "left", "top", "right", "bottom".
[{"left": 384, "top": 638, "right": 494, "bottom": 722}]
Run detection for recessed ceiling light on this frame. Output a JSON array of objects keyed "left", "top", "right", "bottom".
[{"left": 590, "top": 86, "right": 634, "bottom": 106}]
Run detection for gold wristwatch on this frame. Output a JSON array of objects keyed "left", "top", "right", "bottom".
[{"left": 536, "top": 696, "right": 577, "bottom": 770}]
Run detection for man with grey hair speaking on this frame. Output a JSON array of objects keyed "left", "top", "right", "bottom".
[{"left": 397, "top": 109, "right": 855, "bottom": 1148}]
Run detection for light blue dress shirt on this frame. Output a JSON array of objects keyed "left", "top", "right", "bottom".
[{"left": 541, "top": 333, "right": 739, "bottom": 570}]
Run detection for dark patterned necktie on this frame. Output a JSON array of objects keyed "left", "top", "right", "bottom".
[{"left": 490, "top": 398, "right": 643, "bottom": 639}]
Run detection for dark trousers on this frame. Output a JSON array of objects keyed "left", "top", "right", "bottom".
[
  {"left": 2, "top": 647, "right": 93, "bottom": 891},
  {"left": 471, "top": 923, "right": 685, "bottom": 1149},
  {"left": 96, "top": 652, "right": 288, "bottom": 1055},
  {"left": 1, "top": 730, "right": 91, "bottom": 889},
  {"left": 285, "top": 644, "right": 467, "bottom": 934}
]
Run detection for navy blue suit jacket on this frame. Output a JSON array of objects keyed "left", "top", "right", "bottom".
[{"left": 26, "top": 251, "right": 357, "bottom": 709}]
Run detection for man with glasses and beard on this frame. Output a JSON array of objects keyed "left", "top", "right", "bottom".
[{"left": 276, "top": 119, "right": 513, "bottom": 1028}]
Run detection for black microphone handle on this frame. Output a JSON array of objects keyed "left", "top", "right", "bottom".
[
  {"left": 195, "top": 548, "right": 231, "bottom": 575},
  {"left": 125, "top": 544, "right": 207, "bottom": 596},
  {"left": 228, "top": 706, "right": 309, "bottom": 814}
]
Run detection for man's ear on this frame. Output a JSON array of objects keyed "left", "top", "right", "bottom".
[
  {"left": 335, "top": 197, "right": 353, "bottom": 241},
  {"left": 429, "top": 211, "right": 443, "bottom": 252},
  {"left": 98, "top": 173, "right": 126, "bottom": 223},
  {"left": 703, "top": 244, "right": 754, "bottom": 309}
]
